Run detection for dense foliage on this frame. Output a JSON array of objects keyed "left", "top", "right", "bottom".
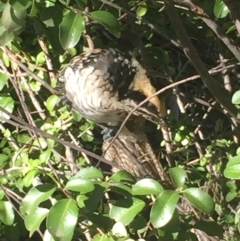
[{"left": 0, "top": 0, "right": 240, "bottom": 240}]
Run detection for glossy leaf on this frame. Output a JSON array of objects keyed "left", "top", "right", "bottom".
[
  {"left": 20, "top": 184, "right": 56, "bottom": 215},
  {"left": 224, "top": 155, "right": 240, "bottom": 179},
  {"left": 59, "top": 11, "right": 85, "bottom": 49},
  {"left": 83, "top": 183, "right": 106, "bottom": 212},
  {"left": 46, "top": 199, "right": 78, "bottom": 239},
  {"left": 0, "top": 27, "right": 14, "bottom": 46},
  {"left": 39, "top": 149, "right": 51, "bottom": 163},
  {"left": 0, "top": 201, "right": 14, "bottom": 225},
  {"left": 214, "top": 0, "right": 229, "bottom": 18},
  {"left": 169, "top": 167, "right": 186, "bottom": 187},
  {"left": 132, "top": 178, "right": 163, "bottom": 196},
  {"left": 89, "top": 11, "right": 120, "bottom": 37},
  {"left": 150, "top": 190, "right": 179, "bottom": 228},
  {"left": 110, "top": 183, "right": 132, "bottom": 197},
  {"left": 23, "top": 169, "right": 39, "bottom": 187},
  {"left": 112, "top": 222, "right": 128, "bottom": 237},
  {"left": 183, "top": 188, "right": 214, "bottom": 213},
  {"left": 65, "top": 177, "right": 94, "bottom": 193},
  {"left": 0, "top": 73, "right": 8, "bottom": 91},
  {"left": 2, "top": 2, "right": 26, "bottom": 32},
  {"left": 224, "top": 164, "right": 240, "bottom": 179},
  {"left": 0, "top": 96, "right": 15, "bottom": 121},
  {"left": 110, "top": 170, "right": 136, "bottom": 183},
  {"left": 92, "top": 234, "right": 115, "bottom": 241},
  {"left": 25, "top": 207, "right": 49, "bottom": 237},
  {"left": 45, "top": 95, "right": 61, "bottom": 112},
  {"left": 40, "top": 6, "right": 63, "bottom": 27},
  {"left": 74, "top": 166, "right": 103, "bottom": 179},
  {"left": 9, "top": 0, "right": 32, "bottom": 10},
  {"left": 136, "top": 4, "right": 147, "bottom": 17},
  {"left": 110, "top": 197, "right": 145, "bottom": 226},
  {"left": 232, "top": 90, "right": 240, "bottom": 105}
]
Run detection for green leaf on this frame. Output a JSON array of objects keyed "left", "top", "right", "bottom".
[
  {"left": 225, "top": 191, "right": 238, "bottom": 202},
  {"left": 45, "top": 95, "right": 60, "bottom": 112},
  {"left": 0, "top": 201, "right": 15, "bottom": 225},
  {"left": 0, "top": 73, "right": 8, "bottom": 91},
  {"left": 46, "top": 199, "right": 78, "bottom": 239},
  {"left": 65, "top": 177, "right": 95, "bottom": 193},
  {"left": 169, "top": 167, "right": 186, "bottom": 187},
  {"left": 92, "top": 234, "right": 115, "bottom": 241},
  {"left": 132, "top": 178, "right": 163, "bottom": 196},
  {"left": 2, "top": 2, "right": 26, "bottom": 32},
  {"left": 40, "top": 6, "right": 63, "bottom": 27},
  {"left": 232, "top": 90, "right": 240, "bottom": 105},
  {"left": 89, "top": 11, "right": 120, "bottom": 38},
  {"left": 224, "top": 164, "right": 240, "bottom": 179},
  {"left": 9, "top": 0, "right": 32, "bottom": 10},
  {"left": 110, "top": 197, "right": 145, "bottom": 226},
  {"left": 110, "top": 170, "right": 136, "bottom": 183},
  {"left": 110, "top": 183, "right": 132, "bottom": 197},
  {"left": 0, "top": 153, "right": 8, "bottom": 169},
  {"left": 0, "top": 27, "right": 14, "bottom": 46},
  {"left": 59, "top": 11, "right": 85, "bottom": 49},
  {"left": 83, "top": 184, "right": 106, "bottom": 212},
  {"left": 23, "top": 169, "right": 39, "bottom": 187},
  {"left": 39, "top": 149, "right": 51, "bottom": 163},
  {"left": 183, "top": 188, "right": 214, "bottom": 213},
  {"left": 74, "top": 166, "right": 103, "bottom": 179},
  {"left": 224, "top": 156, "right": 240, "bottom": 179},
  {"left": 25, "top": 207, "right": 49, "bottom": 237},
  {"left": 136, "top": 4, "right": 147, "bottom": 17},
  {"left": 150, "top": 190, "right": 179, "bottom": 228},
  {"left": 214, "top": 0, "right": 229, "bottom": 18},
  {"left": 20, "top": 184, "right": 56, "bottom": 215},
  {"left": 0, "top": 96, "right": 15, "bottom": 121}
]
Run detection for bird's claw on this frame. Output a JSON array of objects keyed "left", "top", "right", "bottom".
[{"left": 101, "top": 126, "right": 119, "bottom": 141}]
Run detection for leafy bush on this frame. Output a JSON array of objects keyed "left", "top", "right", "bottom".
[{"left": 0, "top": 0, "right": 240, "bottom": 240}]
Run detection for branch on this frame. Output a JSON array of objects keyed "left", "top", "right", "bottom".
[
  {"left": 222, "top": 0, "right": 240, "bottom": 35},
  {"left": 162, "top": 0, "right": 239, "bottom": 121},
  {"left": 97, "top": 0, "right": 182, "bottom": 48},
  {"left": 0, "top": 107, "right": 121, "bottom": 169}
]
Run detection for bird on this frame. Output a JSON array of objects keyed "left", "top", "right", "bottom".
[
  {"left": 102, "top": 125, "right": 173, "bottom": 186},
  {"left": 58, "top": 48, "right": 166, "bottom": 138}
]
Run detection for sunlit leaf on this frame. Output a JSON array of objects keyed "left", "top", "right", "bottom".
[
  {"left": 110, "top": 197, "right": 145, "bottom": 226},
  {"left": 169, "top": 167, "right": 186, "bottom": 187},
  {"left": 150, "top": 190, "right": 179, "bottom": 228},
  {"left": 214, "top": 0, "right": 229, "bottom": 18},
  {"left": 2, "top": 2, "right": 26, "bottom": 32},
  {"left": 183, "top": 188, "right": 214, "bottom": 213},
  {"left": 20, "top": 184, "right": 56, "bottom": 215},
  {"left": 65, "top": 177, "right": 95, "bottom": 193},
  {"left": 46, "top": 199, "right": 78, "bottom": 239},
  {"left": 59, "top": 11, "right": 85, "bottom": 49},
  {"left": 0, "top": 73, "right": 8, "bottom": 91},
  {"left": 232, "top": 90, "right": 240, "bottom": 105},
  {"left": 136, "top": 3, "right": 147, "bottom": 17},
  {"left": 25, "top": 207, "right": 49, "bottom": 237},
  {"left": 0, "top": 96, "right": 15, "bottom": 122},
  {"left": 0, "top": 201, "right": 14, "bottom": 225},
  {"left": 132, "top": 178, "right": 163, "bottom": 196},
  {"left": 89, "top": 11, "right": 120, "bottom": 37},
  {"left": 74, "top": 166, "right": 103, "bottom": 179}
]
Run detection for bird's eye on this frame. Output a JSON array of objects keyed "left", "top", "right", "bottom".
[
  {"left": 58, "top": 76, "right": 65, "bottom": 83},
  {"left": 147, "top": 102, "right": 158, "bottom": 113}
]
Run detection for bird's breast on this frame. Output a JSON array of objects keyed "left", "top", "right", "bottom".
[{"left": 64, "top": 65, "right": 125, "bottom": 124}]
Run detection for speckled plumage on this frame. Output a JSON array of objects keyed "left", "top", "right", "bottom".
[{"left": 59, "top": 48, "right": 165, "bottom": 126}]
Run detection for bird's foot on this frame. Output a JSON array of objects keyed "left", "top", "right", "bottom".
[{"left": 101, "top": 125, "right": 119, "bottom": 141}]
